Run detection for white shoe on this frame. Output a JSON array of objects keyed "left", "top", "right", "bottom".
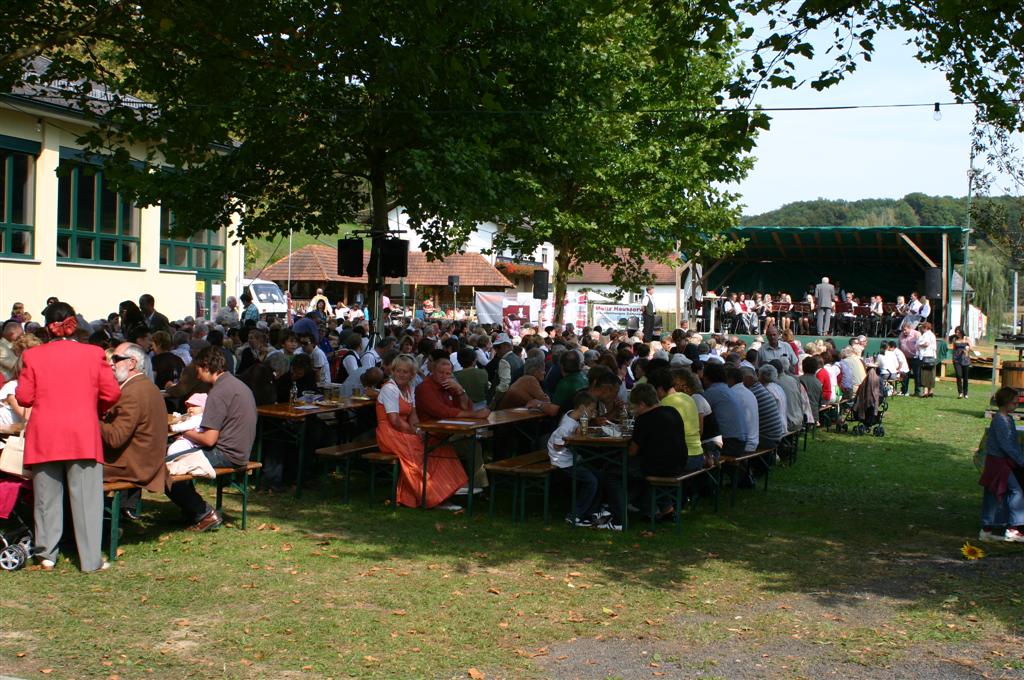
[
  {"left": 978, "top": 529, "right": 1002, "bottom": 543},
  {"left": 1004, "top": 528, "right": 1024, "bottom": 543},
  {"left": 435, "top": 502, "right": 462, "bottom": 511},
  {"left": 595, "top": 519, "right": 623, "bottom": 532}
]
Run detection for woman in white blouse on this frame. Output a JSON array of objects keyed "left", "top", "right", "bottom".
[{"left": 916, "top": 321, "right": 938, "bottom": 398}]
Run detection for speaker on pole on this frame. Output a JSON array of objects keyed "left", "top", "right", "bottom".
[
  {"left": 532, "top": 269, "right": 549, "bottom": 299},
  {"left": 924, "top": 267, "right": 942, "bottom": 299},
  {"left": 337, "top": 239, "right": 363, "bottom": 277},
  {"left": 448, "top": 275, "right": 460, "bottom": 288},
  {"left": 368, "top": 238, "right": 409, "bottom": 278}
]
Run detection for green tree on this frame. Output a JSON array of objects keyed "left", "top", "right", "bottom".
[
  {"left": 966, "top": 245, "right": 1011, "bottom": 337},
  {"left": 437, "top": 3, "right": 761, "bottom": 322}
]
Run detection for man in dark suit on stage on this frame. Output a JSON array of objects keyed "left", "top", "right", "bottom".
[
  {"left": 814, "top": 277, "right": 835, "bottom": 336},
  {"left": 641, "top": 286, "right": 655, "bottom": 340}
]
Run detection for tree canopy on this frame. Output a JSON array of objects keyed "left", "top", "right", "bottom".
[{"left": 2, "top": 0, "right": 1022, "bottom": 323}]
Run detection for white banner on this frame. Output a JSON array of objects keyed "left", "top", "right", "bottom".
[{"left": 591, "top": 303, "right": 643, "bottom": 330}]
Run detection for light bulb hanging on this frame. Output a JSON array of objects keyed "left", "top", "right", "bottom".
[{"left": 933, "top": 102, "right": 942, "bottom": 121}]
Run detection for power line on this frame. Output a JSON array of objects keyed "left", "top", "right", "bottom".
[{"left": 8, "top": 90, "right": 988, "bottom": 116}]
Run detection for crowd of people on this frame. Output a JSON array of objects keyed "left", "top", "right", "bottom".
[
  {"left": 0, "top": 286, "right": 988, "bottom": 569},
  {"left": 716, "top": 278, "right": 934, "bottom": 338}
]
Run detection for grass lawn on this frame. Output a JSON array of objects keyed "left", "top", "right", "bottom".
[{"left": 2, "top": 379, "right": 1023, "bottom": 679}]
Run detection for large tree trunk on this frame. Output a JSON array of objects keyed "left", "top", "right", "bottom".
[
  {"left": 553, "top": 247, "right": 572, "bottom": 326},
  {"left": 368, "top": 148, "right": 389, "bottom": 337}
]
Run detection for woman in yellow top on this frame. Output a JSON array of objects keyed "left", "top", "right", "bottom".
[{"left": 644, "top": 367, "right": 705, "bottom": 472}]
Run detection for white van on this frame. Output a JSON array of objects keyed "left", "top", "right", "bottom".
[{"left": 242, "top": 278, "right": 288, "bottom": 319}]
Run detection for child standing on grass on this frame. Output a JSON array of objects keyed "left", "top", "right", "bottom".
[{"left": 979, "top": 386, "right": 1024, "bottom": 543}]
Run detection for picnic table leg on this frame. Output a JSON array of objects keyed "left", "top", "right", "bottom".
[
  {"left": 649, "top": 490, "right": 657, "bottom": 531},
  {"left": 294, "top": 420, "right": 308, "bottom": 499},
  {"left": 239, "top": 470, "right": 249, "bottom": 529},
  {"left": 542, "top": 476, "right": 550, "bottom": 525},
  {"left": 108, "top": 491, "right": 121, "bottom": 561},
  {"left": 730, "top": 464, "right": 738, "bottom": 508},
  {"left": 465, "top": 439, "right": 476, "bottom": 518},
  {"left": 569, "top": 451, "right": 578, "bottom": 527},
  {"left": 252, "top": 417, "right": 264, "bottom": 489},
  {"left": 675, "top": 483, "right": 683, "bottom": 532},
  {"left": 620, "top": 447, "right": 629, "bottom": 530},
  {"left": 421, "top": 432, "right": 430, "bottom": 509}
]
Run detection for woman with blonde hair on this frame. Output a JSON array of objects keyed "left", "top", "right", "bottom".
[
  {"left": 0, "top": 334, "right": 43, "bottom": 426},
  {"left": 374, "top": 354, "right": 467, "bottom": 508}
]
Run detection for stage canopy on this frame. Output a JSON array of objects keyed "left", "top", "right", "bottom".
[{"left": 699, "top": 225, "right": 966, "bottom": 330}]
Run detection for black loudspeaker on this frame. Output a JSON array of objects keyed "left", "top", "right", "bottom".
[
  {"left": 448, "top": 275, "right": 460, "bottom": 288},
  {"left": 337, "top": 239, "right": 363, "bottom": 277},
  {"left": 924, "top": 267, "right": 942, "bottom": 299},
  {"left": 532, "top": 269, "right": 549, "bottom": 299},
  {"left": 368, "top": 238, "right": 409, "bottom": 278}
]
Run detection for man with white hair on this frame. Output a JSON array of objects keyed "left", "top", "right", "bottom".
[
  {"left": 0, "top": 320, "right": 23, "bottom": 380},
  {"left": 814, "top": 276, "right": 835, "bottom": 336},
  {"left": 101, "top": 343, "right": 169, "bottom": 500},
  {"left": 215, "top": 297, "right": 240, "bottom": 328}
]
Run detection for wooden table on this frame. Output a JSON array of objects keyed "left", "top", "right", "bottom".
[
  {"left": 564, "top": 430, "right": 632, "bottom": 529},
  {"left": 418, "top": 407, "right": 548, "bottom": 514},
  {"left": 255, "top": 398, "right": 376, "bottom": 497}
]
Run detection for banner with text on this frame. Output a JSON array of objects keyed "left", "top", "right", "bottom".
[{"left": 591, "top": 303, "right": 643, "bottom": 330}]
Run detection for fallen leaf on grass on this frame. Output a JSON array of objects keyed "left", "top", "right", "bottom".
[
  {"left": 302, "top": 665, "right": 313, "bottom": 670},
  {"left": 16, "top": 651, "right": 26, "bottom": 657},
  {"left": 468, "top": 669, "right": 485, "bottom": 679},
  {"left": 115, "top": 547, "right": 125, "bottom": 557},
  {"left": 487, "top": 587, "right": 501, "bottom": 595},
  {"left": 40, "top": 669, "right": 53, "bottom": 674},
  {"left": 364, "top": 656, "right": 380, "bottom": 663},
  {"left": 281, "top": 543, "right": 292, "bottom": 552},
  {"left": 392, "top": 610, "right": 407, "bottom": 616}
]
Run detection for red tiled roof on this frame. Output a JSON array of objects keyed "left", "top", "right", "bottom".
[
  {"left": 257, "top": 244, "right": 512, "bottom": 288},
  {"left": 571, "top": 257, "right": 677, "bottom": 285}
]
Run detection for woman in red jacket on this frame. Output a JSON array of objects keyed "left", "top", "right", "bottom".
[{"left": 16, "top": 302, "right": 120, "bottom": 571}]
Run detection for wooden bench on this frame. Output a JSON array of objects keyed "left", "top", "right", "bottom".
[
  {"left": 484, "top": 451, "right": 554, "bottom": 523},
  {"left": 719, "top": 448, "right": 773, "bottom": 507},
  {"left": 104, "top": 462, "right": 262, "bottom": 561},
  {"left": 315, "top": 440, "right": 379, "bottom": 503},
  {"left": 362, "top": 451, "right": 398, "bottom": 506},
  {"left": 646, "top": 464, "right": 719, "bottom": 531}
]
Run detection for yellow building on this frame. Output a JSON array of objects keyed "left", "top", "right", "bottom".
[{"left": 0, "top": 95, "right": 244, "bottom": 323}]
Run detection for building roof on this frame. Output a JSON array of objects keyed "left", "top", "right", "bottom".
[
  {"left": 570, "top": 254, "right": 678, "bottom": 285},
  {"left": 731, "top": 225, "right": 966, "bottom": 263},
  {"left": 256, "top": 244, "right": 512, "bottom": 288}
]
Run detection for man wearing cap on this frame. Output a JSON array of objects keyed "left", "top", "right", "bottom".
[{"left": 486, "top": 333, "right": 523, "bottom": 406}]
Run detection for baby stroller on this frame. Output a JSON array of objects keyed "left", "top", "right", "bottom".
[
  {"left": 849, "top": 368, "right": 885, "bottom": 437},
  {"left": 0, "top": 473, "right": 34, "bottom": 571}
]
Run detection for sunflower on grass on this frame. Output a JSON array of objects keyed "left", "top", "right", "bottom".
[{"left": 961, "top": 542, "right": 986, "bottom": 560}]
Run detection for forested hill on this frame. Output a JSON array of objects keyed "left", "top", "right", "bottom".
[{"left": 741, "top": 193, "right": 1021, "bottom": 228}]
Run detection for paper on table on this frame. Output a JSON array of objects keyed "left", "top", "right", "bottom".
[
  {"left": 437, "top": 420, "right": 478, "bottom": 425},
  {"left": 293, "top": 405, "right": 320, "bottom": 410}
]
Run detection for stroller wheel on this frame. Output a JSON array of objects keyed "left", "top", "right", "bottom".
[
  {"left": 873, "top": 426, "right": 885, "bottom": 437},
  {"left": 17, "top": 534, "right": 33, "bottom": 554},
  {"left": 854, "top": 424, "right": 866, "bottom": 436},
  {"left": 0, "top": 543, "right": 28, "bottom": 571}
]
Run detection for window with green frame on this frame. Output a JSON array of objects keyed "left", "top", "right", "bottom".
[
  {"left": 0, "top": 148, "right": 35, "bottom": 258},
  {"left": 56, "top": 160, "right": 139, "bottom": 265},
  {"left": 159, "top": 206, "right": 226, "bottom": 273}
]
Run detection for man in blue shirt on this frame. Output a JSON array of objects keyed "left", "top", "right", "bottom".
[{"left": 699, "top": 362, "right": 746, "bottom": 457}]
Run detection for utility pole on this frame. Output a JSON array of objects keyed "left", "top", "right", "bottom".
[{"left": 961, "top": 150, "right": 975, "bottom": 332}]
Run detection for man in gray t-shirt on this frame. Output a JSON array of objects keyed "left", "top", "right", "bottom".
[{"left": 167, "top": 346, "right": 257, "bottom": 531}]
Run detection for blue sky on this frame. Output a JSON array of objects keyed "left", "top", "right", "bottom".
[{"left": 736, "top": 30, "right": 976, "bottom": 215}]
